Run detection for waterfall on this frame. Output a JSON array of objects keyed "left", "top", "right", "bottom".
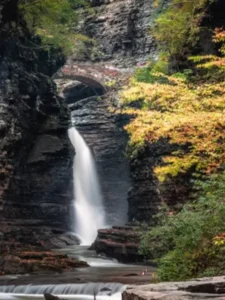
[
  {"left": 68, "top": 127, "right": 106, "bottom": 245},
  {"left": 0, "top": 283, "right": 125, "bottom": 295},
  {"left": 0, "top": 283, "right": 125, "bottom": 300}
]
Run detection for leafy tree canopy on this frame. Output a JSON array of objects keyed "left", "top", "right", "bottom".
[
  {"left": 121, "top": 28, "right": 225, "bottom": 182},
  {"left": 153, "top": 0, "right": 214, "bottom": 57},
  {"left": 18, "top": 0, "right": 89, "bottom": 55},
  {"left": 120, "top": 0, "right": 225, "bottom": 281}
]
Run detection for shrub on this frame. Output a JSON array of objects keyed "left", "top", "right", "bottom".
[
  {"left": 121, "top": 70, "right": 225, "bottom": 181},
  {"left": 153, "top": 0, "right": 214, "bottom": 57},
  {"left": 139, "top": 172, "right": 225, "bottom": 281}
]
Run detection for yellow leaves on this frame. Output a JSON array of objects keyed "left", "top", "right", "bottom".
[
  {"left": 213, "top": 28, "right": 225, "bottom": 56},
  {"left": 213, "top": 28, "right": 225, "bottom": 43},
  {"left": 213, "top": 234, "right": 225, "bottom": 246},
  {"left": 121, "top": 71, "right": 225, "bottom": 181},
  {"left": 120, "top": 85, "right": 144, "bottom": 104},
  {"left": 155, "top": 155, "right": 198, "bottom": 182},
  {"left": 122, "top": 73, "right": 225, "bottom": 114},
  {"left": 189, "top": 54, "right": 225, "bottom": 73}
]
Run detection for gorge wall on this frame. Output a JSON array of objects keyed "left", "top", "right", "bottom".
[
  {"left": 83, "top": 0, "right": 156, "bottom": 66},
  {"left": 0, "top": 0, "right": 165, "bottom": 247},
  {"left": 84, "top": 0, "right": 164, "bottom": 224},
  {"left": 0, "top": 0, "right": 73, "bottom": 234},
  {"left": 0, "top": 0, "right": 160, "bottom": 239},
  {"left": 70, "top": 0, "right": 159, "bottom": 225},
  {"left": 80, "top": 0, "right": 225, "bottom": 226}
]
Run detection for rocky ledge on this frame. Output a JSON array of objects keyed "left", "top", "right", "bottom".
[
  {"left": 1, "top": 222, "right": 80, "bottom": 249},
  {"left": 93, "top": 226, "right": 143, "bottom": 263},
  {"left": 123, "top": 277, "right": 225, "bottom": 300},
  {"left": 0, "top": 251, "right": 88, "bottom": 275},
  {"left": 0, "top": 222, "right": 87, "bottom": 275}
]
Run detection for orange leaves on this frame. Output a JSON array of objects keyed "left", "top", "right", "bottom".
[
  {"left": 213, "top": 233, "right": 225, "bottom": 246},
  {"left": 213, "top": 28, "right": 225, "bottom": 56},
  {"left": 213, "top": 28, "right": 225, "bottom": 45}
]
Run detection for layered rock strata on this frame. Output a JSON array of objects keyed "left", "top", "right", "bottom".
[
  {"left": 0, "top": 0, "right": 72, "bottom": 230},
  {"left": 123, "top": 277, "right": 225, "bottom": 300},
  {"left": 83, "top": 0, "right": 156, "bottom": 66},
  {"left": 0, "top": 0, "right": 83, "bottom": 274},
  {"left": 0, "top": 251, "right": 88, "bottom": 275},
  {"left": 93, "top": 226, "right": 142, "bottom": 263}
]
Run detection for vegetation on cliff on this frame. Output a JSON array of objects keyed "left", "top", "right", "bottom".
[
  {"left": 121, "top": 0, "right": 225, "bottom": 280},
  {"left": 18, "top": 0, "right": 89, "bottom": 54},
  {"left": 140, "top": 172, "right": 225, "bottom": 281},
  {"left": 153, "top": 0, "right": 212, "bottom": 58},
  {"left": 121, "top": 52, "right": 225, "bottom": 182},
  {"left": 122, "top": 26, "right": 225, "bottom": 182}
]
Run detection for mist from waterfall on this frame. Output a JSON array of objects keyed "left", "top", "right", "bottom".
[{"left": 68, "top": 127, "right": 106, "bottom": 245}]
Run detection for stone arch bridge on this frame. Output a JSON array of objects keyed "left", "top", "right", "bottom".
[{"left": 54, "top": 62, "right": 131, "bottom": 92}]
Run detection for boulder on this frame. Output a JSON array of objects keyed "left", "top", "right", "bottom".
[
  {"left": 93, "top": 226, "right": 143, "bottom": 263},
  {"left": 44, "top": 294, "right": 61, "bottom": 300}
]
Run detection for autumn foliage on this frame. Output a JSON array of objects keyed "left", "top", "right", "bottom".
[
  {"left": 121, "top": 27, "right": 225, "bottom": 182},
  {"left": 122, "top": 0, "right": 225, "bottom": 282}
]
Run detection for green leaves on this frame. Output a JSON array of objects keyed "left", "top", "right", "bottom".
[
  {"left": 18, "top": 0, "right": 88, "bottom": 55},
  {"left": 139, "top": 172, "right": 225, "bottom": 281},
  {"left": 153, "top": 0, "right": 212, "bottom": 57}
]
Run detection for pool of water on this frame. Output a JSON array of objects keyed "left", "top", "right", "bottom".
[{"left": 0, "top": 246, "right": 155, "bottom": 300}]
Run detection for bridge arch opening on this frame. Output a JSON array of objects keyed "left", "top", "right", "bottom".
[
  {"left": 54, "top": 73, "right": 107, "bottom": 105},
  {"left": 63, "top": 81, "right": 105, "bottom": 105}
]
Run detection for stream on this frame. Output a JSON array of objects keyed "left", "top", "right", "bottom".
[
  {"left": 0, "top": 100, "right": 155, "bottom": 300},
  {"left": 0, "top": 246, "right": 155, "bottom": 300}
]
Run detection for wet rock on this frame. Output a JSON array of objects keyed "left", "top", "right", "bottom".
[
  {"left": 47, "top": 232, "right": 80, "bottom": 248},
  {"left": 0, "top": 223, "right": 79, "bottom": 252},
  {"left": 123, "top": 277, "right": 225, "bottom": 300},
  {"left": 1, "top": 255, "right": 24, "bottom": 275},
  {"left": 0, "top": 0, "right": 71, "bottom": 231},
  {"left": 0, "top": 250, "right": 88, "bottom": 275},
  {"left": 93, "top": 226, "right": 143, "bottom": 263},
  {"left": 44, "top": 294, "right": 61, "bottom": 300}
]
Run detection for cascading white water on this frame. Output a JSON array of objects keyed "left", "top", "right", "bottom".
[
  {"left": 68, "top": 127, "right": 106, "bottom": 245},
  {"left": 0, "top": 283, "right": 125, "bottom": 300},
  {"left": 0, "top": 283, "right": 125, "bottom": 295}
]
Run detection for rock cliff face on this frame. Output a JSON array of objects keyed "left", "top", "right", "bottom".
[
  {"left": 0, "top": 0, "right": 72, "bottom": 231},
  {"left": 0, "top": 0, "right": 164, "bottom": 254},
  {"left": 68, "top": 0, "right": 158, "bottom": 226},
  {"left": 127, "top": 141, "right": 192, "bottom": 224},
  {"left": 77, "top": 0, "right": 159, "bottom": 226},
  {"left": 80, "top": 0, "right": 225, "bottom": 227},
  {"left": 82, "top": 0, "right": 156, "bottom": 66}
]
